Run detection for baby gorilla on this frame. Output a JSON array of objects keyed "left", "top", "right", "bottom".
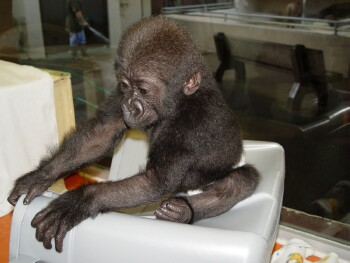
[{"left": 8, "top": 16, "right": 259, "bottom": 252}]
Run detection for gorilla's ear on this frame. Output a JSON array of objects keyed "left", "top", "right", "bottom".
[{"left": 183, "top": 71, "right": 201, "bottom": 96}]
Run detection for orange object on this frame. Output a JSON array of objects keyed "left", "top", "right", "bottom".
[
  {"left": 273, "top": 242, "right": 283, "bottom": 253},
  {"left": 0, "top": 212, "right": 12, "bottom": 263},
  {"left": 306, "top": 255, "right": 322, "bottom": 262},
  {"left": 64, "top": 171, "right": 97, "bottom": 190}
]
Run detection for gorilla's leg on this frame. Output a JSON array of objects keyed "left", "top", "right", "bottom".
[{"left": 155, "top": 165, "right": 259, "bottom": 223}]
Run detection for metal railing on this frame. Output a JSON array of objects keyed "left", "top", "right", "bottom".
[
  {"left": 161, "top": 2, "right": 235, "bottom": 14},
  {"left": 161, "top": 4, "right": 350, "bottom": 37}
]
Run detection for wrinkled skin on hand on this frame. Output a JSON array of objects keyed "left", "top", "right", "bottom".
[
  {"left": 31, "top": 185, "right": 99, "bottom": 253},
  {"left": 155, "top": 198, "right": 193, "bottom": 224},
  {"left": 8, "top": 171, "right": 55, "bottom": 206}
]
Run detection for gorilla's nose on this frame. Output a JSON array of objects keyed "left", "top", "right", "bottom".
[{"left": 130, "top": 98, "right": 144, "bottom": 117}]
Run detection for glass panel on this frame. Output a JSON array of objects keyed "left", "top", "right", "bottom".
[{"left": 160, "top": 0, "right": 350, "bottom": 244}]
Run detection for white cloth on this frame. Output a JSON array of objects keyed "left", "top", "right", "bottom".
[
  {"left": 0, "top": 60, "right": 58, "bottom": 216},
  {"left": 271, "top": 238, "right": 340, "bottom": 263},
  {"left": 271, "top": 238, "right": 314, "bottom": 263}
]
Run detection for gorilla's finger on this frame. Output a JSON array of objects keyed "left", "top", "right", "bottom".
[
  {"left": 55, "top": 225, "right": 68, "bottom": 253},
  {"left": 7, "top": 192, "right": 22, "bottom": 206},
  {"left": 23, "top": 189, "right": 41, "bottom": 205},
  {"left": 154, "top": 208, "right": 175, "bottom": 221},
  {"left": 42, "top": 235, "right": 53, "bottom": 250},
  {"left": 31, "top": 209, "right": 49, "bottom": 228}
]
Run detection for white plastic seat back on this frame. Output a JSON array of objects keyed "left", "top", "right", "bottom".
[{"left": 109, "top": 130, "right": 149, "bottom": 181}]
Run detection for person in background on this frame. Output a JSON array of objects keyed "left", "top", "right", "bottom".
[
  {"left": 66, "top": 0, "right": 89, "bottom": 62},
  {"left": 286, "top": 0, "right": 302, "bottom": 17}
]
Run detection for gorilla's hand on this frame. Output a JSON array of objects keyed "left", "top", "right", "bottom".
[
  {"left": 8, "top": 170, "right": 55, "bottom": 206},
  {"left": 31, "top": 185, "right": 99, "bottom": 252},
  {"left": 155, "top": 198, "right": 193, "bottom": 224}
]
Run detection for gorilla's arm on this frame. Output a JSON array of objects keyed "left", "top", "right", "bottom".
[
  {"left": 30, "top": 149, "right": 194, "bottom": 252},
  {"left": 31, "top": 169, "right": 162, "bottom": 252},
  {"left": 8, "top": 91, "right": 127, "bottom": 206}
]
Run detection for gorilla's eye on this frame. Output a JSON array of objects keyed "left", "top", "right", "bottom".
[
  {"left": 119, "top": 81, "right": 129, "bottom": 92},
  {"left": 138, "top": 87, "right": 148, "bottom": 95}
]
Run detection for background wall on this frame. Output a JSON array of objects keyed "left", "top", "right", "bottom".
[{"left": 171, "top": 15, "right": 349, "bottom": 76}]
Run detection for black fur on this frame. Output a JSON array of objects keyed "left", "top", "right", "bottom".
[{"left": 8, "top": 17, "right": 258, "bottom": 252}]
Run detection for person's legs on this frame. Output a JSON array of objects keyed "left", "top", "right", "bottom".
[
  {"left": 76, "top": 30, "right": 88, "bottom": 57},
  {"left": 69, "top": 33, "right": 79, "bottom": 62}
]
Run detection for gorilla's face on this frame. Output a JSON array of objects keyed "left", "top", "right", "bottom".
[{"left": 118, "top": 74, "right": 162, "bottom": 129}]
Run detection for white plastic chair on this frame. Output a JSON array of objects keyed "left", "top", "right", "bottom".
[{"left": 9, "top": 130, "right": 285, "bottom": 263}]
